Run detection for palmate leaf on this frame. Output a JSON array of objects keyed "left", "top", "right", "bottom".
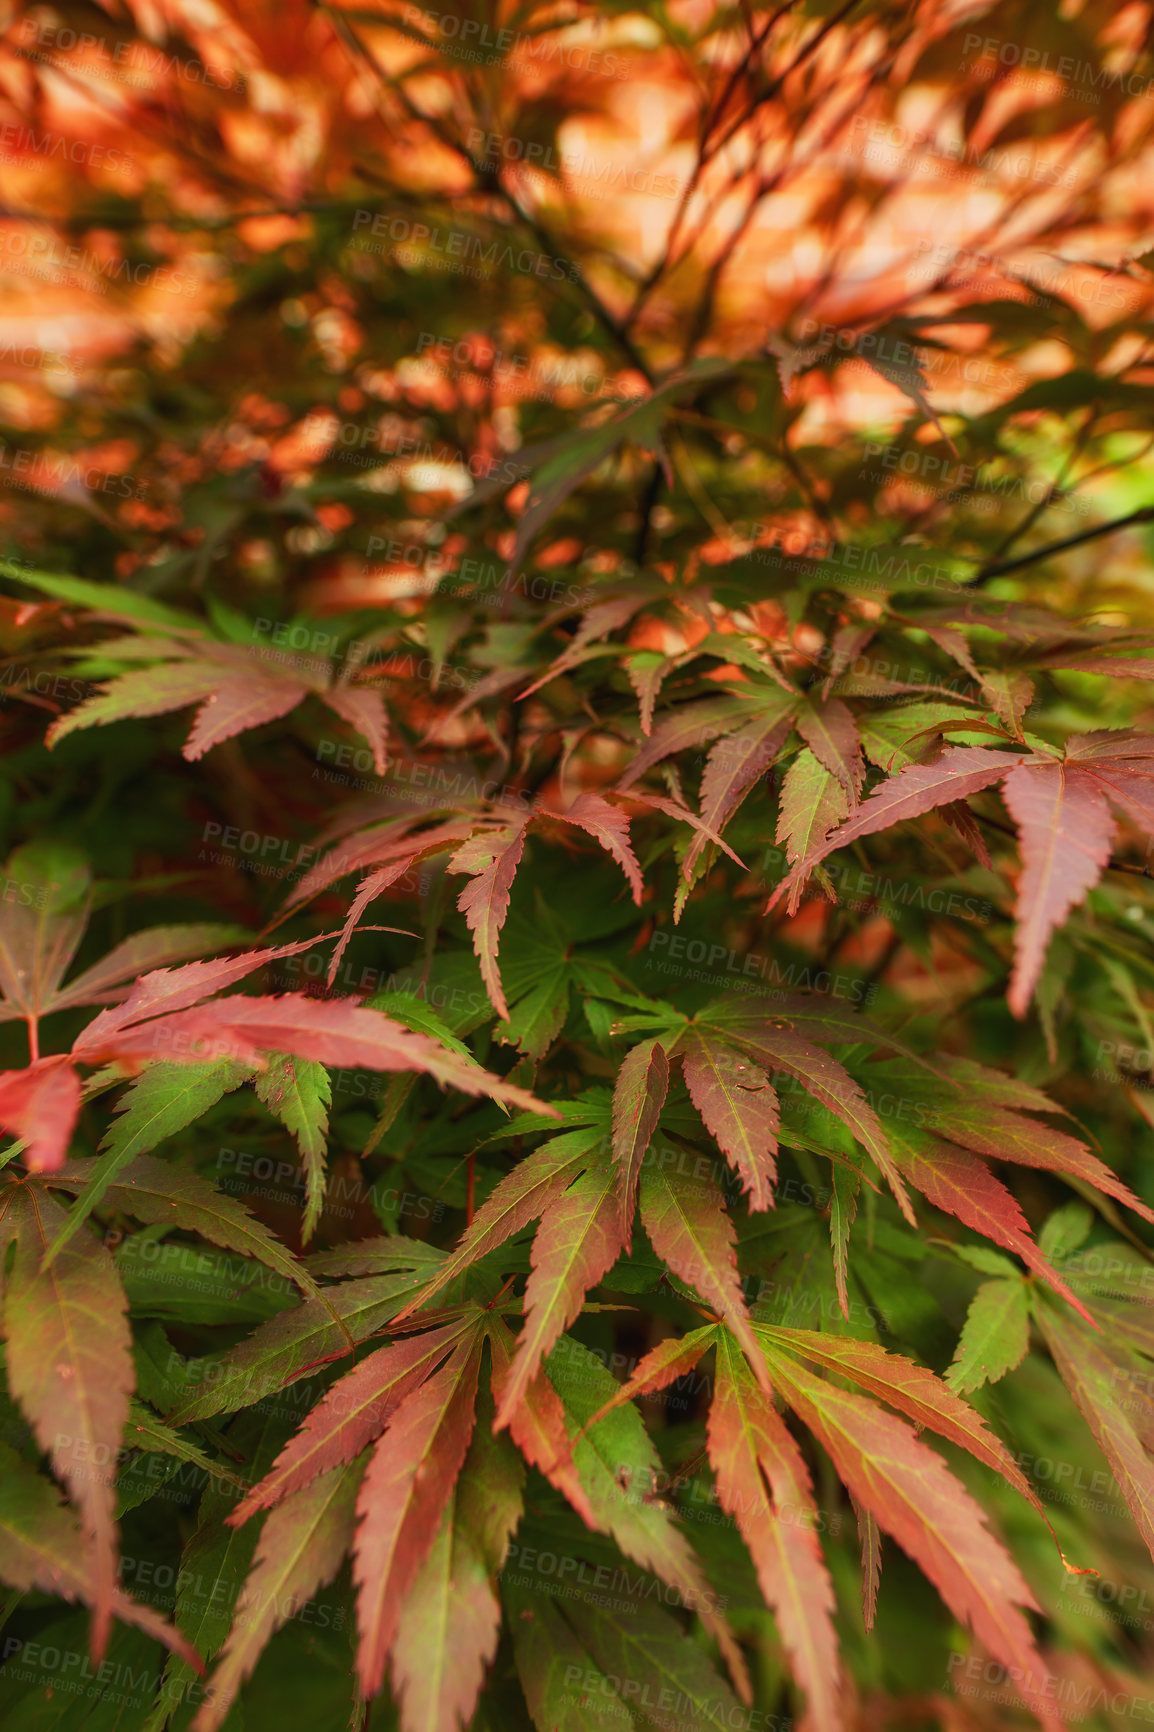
[
  {"left": 753, "top": 1323, "right": 1044, "bottom": 1513},
  {"left": 44, "top": 624, "right": 390, "bottom": 768},
  {"left": 686, "top": 703, "right": 796, "bottom": 877},
  {"left": 639, "top": 1161, "right": 766, "bottom": 1381},
  {"left": 448, "top": 819, "right": 532, "bottom": 1020},
  {"left": 253, "top": 1053, "right": 332, "bottom": 1243},
  {"left": 494, "top": 1159, "right": 627, "bottom": 1427},
  {"left": 1034, "top": 1299, "right": 1154, "bottom": 1564},
  {"left": 507, "top": 1576, "right": 637, "bottom": 1732},
  {"left": 0, "top": 1442, "right": 202, "bottom": 1672},
  {"left": 489, "top": 1320, "right": 596, "bottom": 1528},
  {"left": 0, "top": 1181, "right": 134, "bottom": 1656},
  {"left": 680, "top": 1027, "right": 780, "bottom": 1210},
  {"left": 767, "top": 735, "right": 1154, "bottom": 1018},
  {"left": 190, "top": 1457, "right": 364, "bottom": 1732},
  {"left": 611, "top": 1038, "right": 669, "bottom": 1240},
  {"left": 392, "top": 1117, "right": 609, "bottom": 1323},
  {"left": 46, "top": 1155, "right": 321, "bottom": 1301},
  {"left": 391, "top": 1388, "right": 524, "bottom": 1732},
  {"left": 871, "top": 1057, "right": 1154, "bottom": 1226},
  {"left": 946, "top": 1278, "right": 1030, "bottom": 1394},
  {"left": 146, "top": 1408, "right": 284, "bottom": 1732},
  {"left": 231, "top": 1311, "right": 478, "bottom": 1518},
  {"left": 353, "top": 1330, "right": 486, "bottom": 1698},
  {"left": 707, "top": 1334, "right": 840, "bottom": 1732},
  {"left": 886, "top": 1125, "right": 1091, "bottom": 1316},
  {"left": 756, "top": 1338, "right": 1061, "bottom": 1732},
  {"left": 543, "top": 1336, "right": 750, "bottom": 1701},
  {"left": 167, "top": 1266, "right": 440, "bottom": 1424},
  {"left": 691, "top": 1005, "right": 916, "bottom": 1222},
  {"left": 775, "top": 746, "right": 851, "bottom": 868}
]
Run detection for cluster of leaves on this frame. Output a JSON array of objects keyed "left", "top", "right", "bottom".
[{"left": 4, "top": 1, "right": 1154, "bottom": 1730}]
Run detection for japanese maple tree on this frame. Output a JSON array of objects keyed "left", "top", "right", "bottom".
[{"left": 1, "top": 2, "right": 1154, "bottom": 1730}]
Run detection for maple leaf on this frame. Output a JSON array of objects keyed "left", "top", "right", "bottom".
[
  {"left": 681, "top": 1027, "right": 781, "bottom": 1211},
  {"left": 887, "top": 1125, "right": 1093, "bottom": 1317},
  {"left": 548, "top": 791, "right": 644, "bottom": 904},
  {"left": 796, "top": 693, "right": 864, "bottom": 799},
  {"left": 708, "top": 1334, "right": 841, "bottom": 1732},
  {"left": 489, "top": 1319, "right": 597, "bottom": 1528},
  {"left": 191, "top": 1458, "right": 364, "bottom": 1732},
  {"left": 1035, "top": 1300, "right": 1154, "bottom": 1565},
  {"left": 640, "top": 1161, "right": 768, "bottom": 1380},
  {"left": 1002, "top": 760, "right": 1116, "bottom": 1017},
  {"left": 947, "top": 1278, "right": 1030, "bottom": 1394},
  {"left": 353, "top": 1330, "right": 485, "bottom": 1698},
  {"left": 767, "top": 744, "right": 1022, "bottom": 915},
  {"left": 775, "top": 747, "right": 851, "bottom": 868},
  {"left": 494, "top": 1159, "right": 627, "bottom": 1427},
  {"left": 758, "top": 1339, "right": 1061, "bottom": 1732},
  {"left": 391, "top": 1388, "right": 524, "bottom": 1732},
  {"left": 44, "top": 626, "right": 389, "bottom": 767},
  {"left": 693, "top": 1004, "right": 916, "bottom": 1222},
  {"left": 231, "top": 1312, "right": 478, "bottom": 1519},
  {"left": 543, "top": 1334, "right": 751, "bottom": 1701},
  {"left": 448, "top": 818, "right": 532, "bottom": 1019},
  {"left": 872, "top": 1057, "right": 1154, "bottom": 1226},
  {"left": 0, "top": 1180, "right": 134, "bottom": 1657},
  {"left": 254, "top": 1053, "right": 331, "bottom": 1242},
  {"left": 168, "top": 1266, "right": 439, "bottom": 1425},
  {"left": 766, "top": 735, "right": 1154, "bottom": 1018},
  {"left": 0, "top": 1442, "right": 203, "bottom": 1671},
  {"left": 392, "top": 1117, "right": 608, "bottom": 1324},
  {"left": 686, "top": 705, "right": 796, "bottom": 878},
  {"left": 611, "top": 1037, "right": 670, "bottom": 1241}
]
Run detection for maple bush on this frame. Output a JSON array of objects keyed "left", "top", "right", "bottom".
[{"left": 5, "top": 1, "right": 1154, "bottom": 1728}]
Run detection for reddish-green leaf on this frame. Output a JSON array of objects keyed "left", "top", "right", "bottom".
[
  {"left": 448, "top": 819, "right": 532, "bottom": 1019},
  {"left": 495, "top": 1161, "right": 627, "bottom": 1427},
  {"left": 231, "top": 1313, "right": 477, "bottom": 1520},
  {"left": 768, "top": 745, "right": 1020, "bottom": 914},
  {"left": 0, "top": 1181, "right": 134, "bottom": 1655},
  {"left": 391, "top": 1390, "right": 524, "bottom": 1732},
  {"left": 681, "top": 1027, "right": 780, "bottom": 1211},
  {"left": 353, "top": 1333, "right": 484, "bottom": 1697},
  {"left": 759, "top": 1343, "right": 1060, "bottom": 1731},
  {"left": 611, "top": 1038, "right": 669, "bottom": 1241},
  {"left": 191, "top": 1458, "right": 363, "bottom": 1732},
  {"left": 1002, "top": 761, "right": 1115, "bottom": 1019},
  {"left": 640, "top": 1160, "right": 767, "bottom": 1381},
  {"left": 708, "top": 1335, "right": 841, "bottom": 1732},
  {"left": 393, "top": 1122, "right": 605, "bottom": 1323},
  {"left": 1036, "top": 1303, "right": 1154, "bottom": 1564}
]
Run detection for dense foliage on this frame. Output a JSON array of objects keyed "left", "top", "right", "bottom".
[{"left": 3, "top": 1, "right": 1154, "bottom": 1728}]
